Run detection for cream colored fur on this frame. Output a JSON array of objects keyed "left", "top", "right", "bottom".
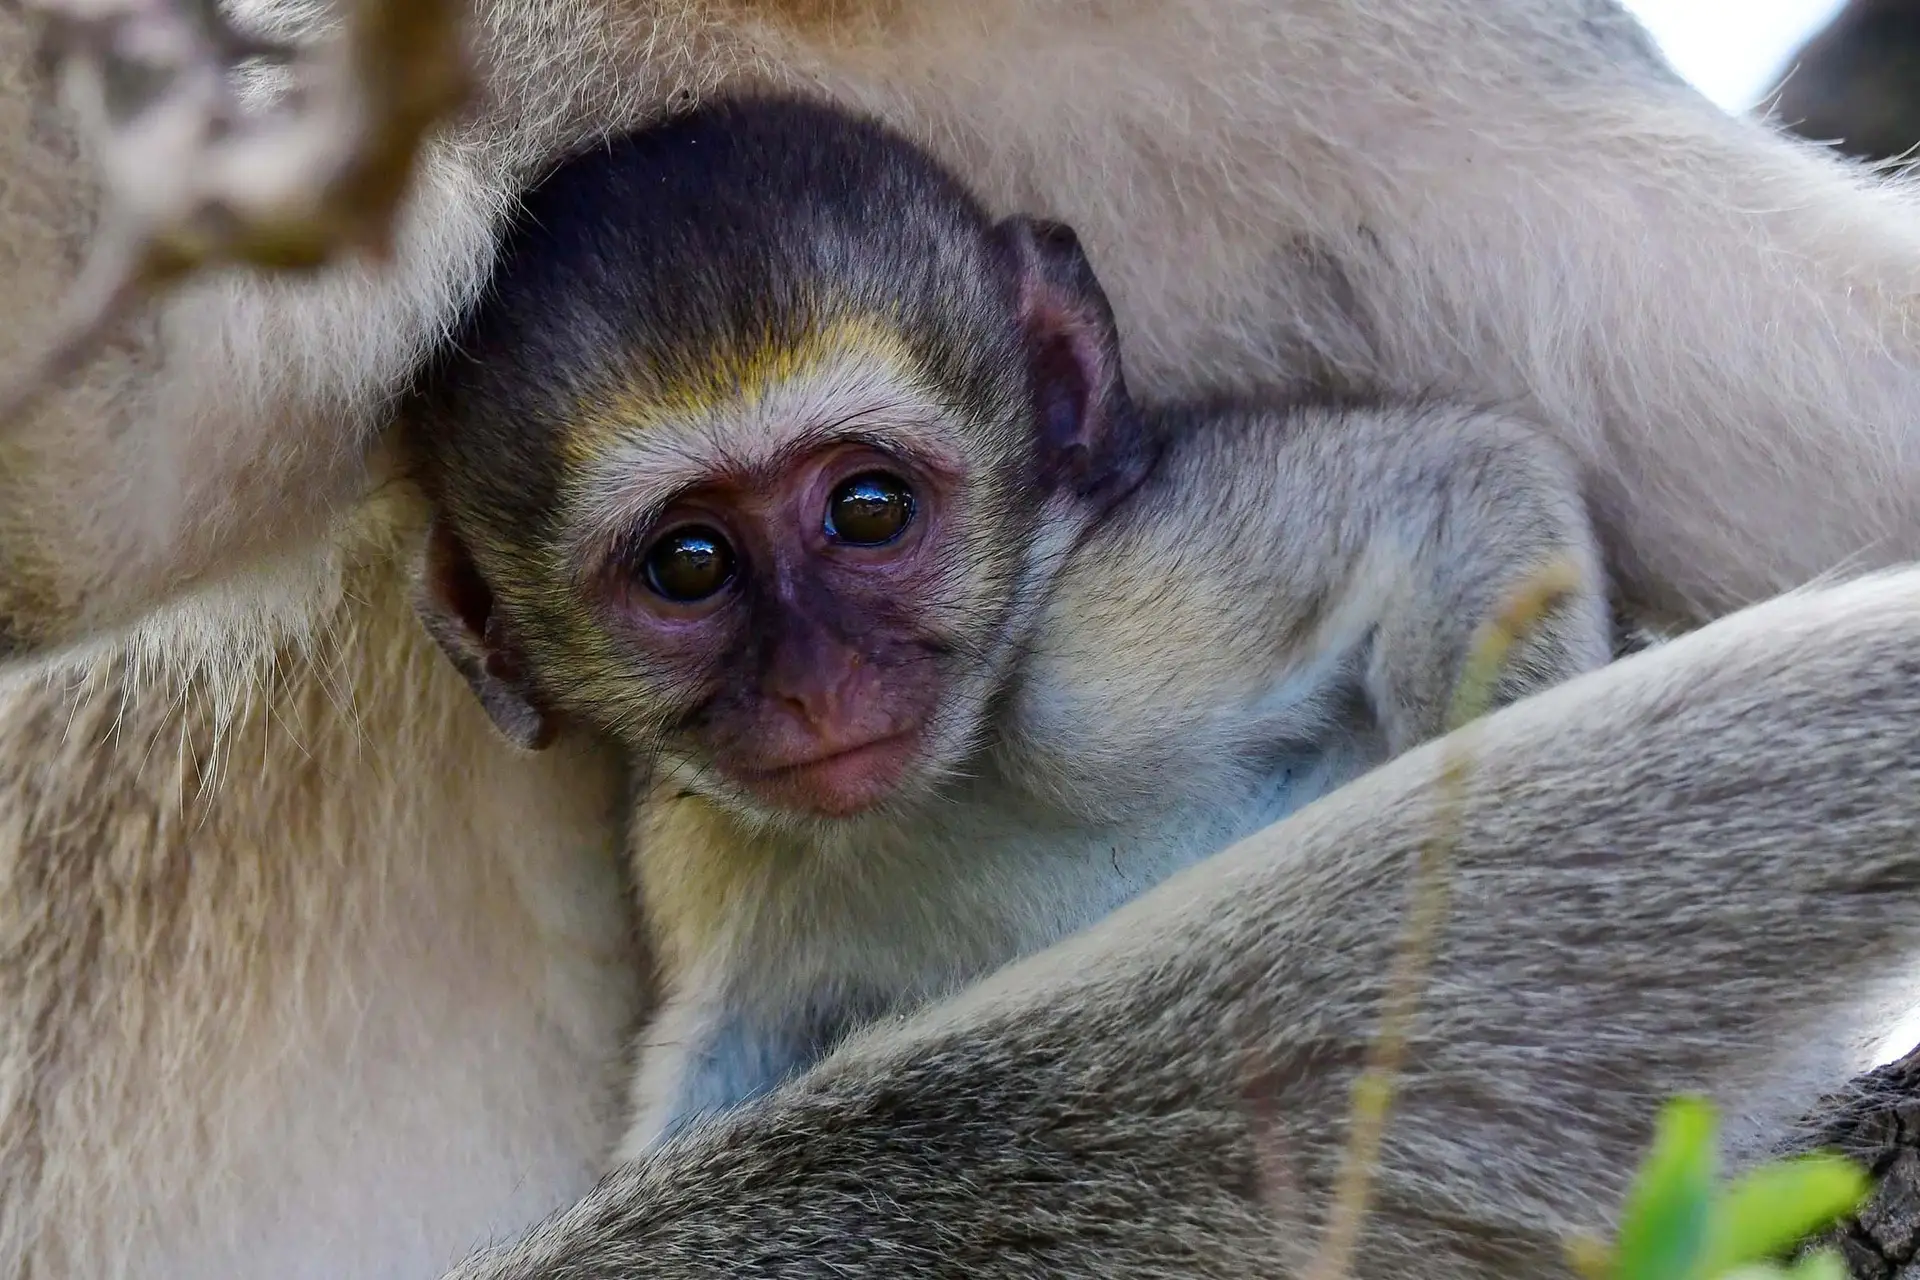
[
  {"left": 2, "top": 0, "right": 1920, "bottom": 1275},
  {"left": 0, "top": 490, "right": 643, "bottom": 1278}
]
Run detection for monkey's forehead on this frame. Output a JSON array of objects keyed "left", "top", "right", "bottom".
[
  {"left": 550, "top": 318, "right": 1028, "bottom": 533},
  {"left": 502, "top": 93, "right": 1000, "bottom": 293},
  {"left": 431, "top": 249, "right": 1027, "bottom": 455},
  {"left": 451, "top": 102, "right": 1016, "bottom": 398}
]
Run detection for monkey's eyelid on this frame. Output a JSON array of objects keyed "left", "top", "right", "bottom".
[{"left": 785, "top": 395, "right": 973, "bottom": 472}]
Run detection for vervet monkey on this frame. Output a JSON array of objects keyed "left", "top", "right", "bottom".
[
  {"left": 407, "top": 96, "right": 1612, "bottom": 1151},
  {"left": 4, "top": 0, "right": 1920, "bottom": 1275},
  {"left": 447, "top": 565, "right": 1920, "bottom": 1280}
]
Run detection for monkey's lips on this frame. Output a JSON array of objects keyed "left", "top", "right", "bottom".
[{"left": 731, "top": 730, "right": 923, "bottom": 817}]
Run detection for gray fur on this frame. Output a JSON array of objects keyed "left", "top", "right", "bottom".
[
  {"left": 454, "top": 566, "right": 1920, "bottom": 1280},
  {"left": 621, "top": 395, "right": 1612, "bottom": 1151}
]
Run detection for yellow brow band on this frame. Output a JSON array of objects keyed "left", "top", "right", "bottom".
[{"left": 561, "top": 311, "right": 920, "bottom": 465}]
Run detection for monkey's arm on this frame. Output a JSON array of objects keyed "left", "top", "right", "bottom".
[
  {"left": 450, "top": 566, "right": 1920, "bottom": 1280},
  {"left": 1342, "top": 405, "right": 1614, "bottom": 752}
]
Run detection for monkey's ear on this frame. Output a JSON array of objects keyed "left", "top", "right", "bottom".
[
  {"left": 413, "top": 517, "right": 559, "bottom": 752},
  {"left": 992, "top": 216, "right": 1156, "bottom": 508}
]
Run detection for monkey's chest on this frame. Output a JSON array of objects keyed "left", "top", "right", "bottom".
[{"left": 718, "top": 749, "right": 1355, "bottom": 1021}]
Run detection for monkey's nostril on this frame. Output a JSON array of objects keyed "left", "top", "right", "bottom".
[
  {"left": 769, "top": 665, "right": 886, "bottom": 742},
  {"left": 778, "top": 692, "right": 822, "bottom": 723}
]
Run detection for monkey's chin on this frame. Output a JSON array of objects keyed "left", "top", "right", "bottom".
[{"left": 735, "top": 730, "right": 925, "bottom": 819}]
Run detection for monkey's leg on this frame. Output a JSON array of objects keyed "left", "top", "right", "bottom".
[
  {"left": 1329, "top": 406, "right": 1613, "bottom": 749},
  {"left": 449, "top": 567, "right": 1920, "bottom": 1280},
  {"left": 1364, "top": 554, "right": 1615, "bottom": 755}
]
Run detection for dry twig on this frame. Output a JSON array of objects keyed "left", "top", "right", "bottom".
[
  {"left": 0, "top": 0, "right": 473, "bottom": 424},
  {"left": 1300, "top": 556, "right": 1591, "bottom": 1280}
]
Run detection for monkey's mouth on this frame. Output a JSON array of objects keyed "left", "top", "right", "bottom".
[{"left": 731, "top": 729, "right": 925, "bottom": 818}]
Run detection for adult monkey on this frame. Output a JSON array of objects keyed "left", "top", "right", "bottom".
[{"left": 1, "top": 0, "right": 1919, "bottom": 1275}]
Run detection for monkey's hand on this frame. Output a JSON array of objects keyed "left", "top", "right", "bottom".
[
  {"left": 1360, "top": 409, "right": 1612, "bottom": 754},
  {"left": 0, "top": 0, "right": 499, "bottom": 672}
]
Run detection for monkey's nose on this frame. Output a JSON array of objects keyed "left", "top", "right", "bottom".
[
  {"left": 777, "top": 689, "right": 832, "bottom": 725},
  {"left": 773, "top": 658, "right": 896, "bottom": 749},
  {"left": 776, "top": 676, "right": 856, "bottom": 734}
]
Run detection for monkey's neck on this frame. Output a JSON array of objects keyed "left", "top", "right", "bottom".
[{"left": 625, "top": 756, "right": 1317, "bottom": 1016}]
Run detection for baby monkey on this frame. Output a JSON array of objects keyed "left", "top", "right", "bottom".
[{"left": 404, "top": 96, "right": 1613, "bottom": 1152}]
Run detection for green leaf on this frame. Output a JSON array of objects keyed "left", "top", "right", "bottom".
[
  {"left": 1613, "top": 1097, "right": 1721, "bottom": 1280},
  {"left": 1785, "top": 1249, "right": 1857, "bottom": 1280},
  {"left": 1700, "top": 1155, "right": 1869, "bottom": 1276},
  {"left": 1715, "top": 1247, "right": 1854, "bottom": 1280}
]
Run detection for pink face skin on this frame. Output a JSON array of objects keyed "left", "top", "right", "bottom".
[{"left": 598, "top": 439, "right": 979, "bottom": 819}]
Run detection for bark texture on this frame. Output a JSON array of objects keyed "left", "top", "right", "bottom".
[{"left": 1800, "top": 1047, "right": 1920, "bottom": 1277}]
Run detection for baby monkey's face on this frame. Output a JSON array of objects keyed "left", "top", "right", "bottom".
[
  {"left": 575, "top": 405, "right": 1014, "bottom": 821},
  {"left": 629, "top": 452, "right": 935, "bottom": 815}
]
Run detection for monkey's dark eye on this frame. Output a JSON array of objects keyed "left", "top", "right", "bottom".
[
  {"left": 824, "top": 472, "right": 916, "bottom": 546},
  {"left": 641, "top": 526, "right": 736, "bottom": 602}
]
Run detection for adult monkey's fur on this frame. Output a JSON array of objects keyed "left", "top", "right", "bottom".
[{"left": 0, "top": 0, "right": 1917, "bottom": 1276}]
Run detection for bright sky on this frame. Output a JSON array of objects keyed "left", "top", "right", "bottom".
[{"left": 1620, "top": 0, "right": 1849, "bottom": 111}]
